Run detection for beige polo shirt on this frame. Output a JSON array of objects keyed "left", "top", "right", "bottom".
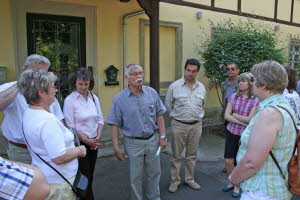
[{"left": 165, "top": 77, "right": 206, "bottom": 123}]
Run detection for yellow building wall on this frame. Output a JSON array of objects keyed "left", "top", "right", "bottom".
[
  {"left": 0, "top": 0, "right": 16, "bottom": 124},
  {"left": 1, "top": 0, "right": 300, "bottom": 117},
  {"left": 48, "top": 0, "right": 143, "bottom": 117}
]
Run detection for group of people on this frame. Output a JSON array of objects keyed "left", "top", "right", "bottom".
[
  {"left": 0, "top": 54, "right": 299, "bottom": 200},
  {"left": 221, "top": 61, "right": 300, "bottom": 200},
  {"left": 0, "top": 54, "right": 103, "bottom": 200}
]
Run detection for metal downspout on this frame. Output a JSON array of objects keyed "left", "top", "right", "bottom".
[{"left": 122, "top": 10, "right": 145, "bottom": 89}]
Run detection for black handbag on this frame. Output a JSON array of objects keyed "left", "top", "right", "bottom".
[{"left": 22, "top": 124, "right": 88, "bottom": 199}]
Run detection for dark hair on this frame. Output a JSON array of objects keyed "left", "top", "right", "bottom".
[
  {"left": 284, "top": 66, "right": 297, "bottom": 93},
  {"left": 69, "top": 67, "right": 95, "bottom": 92},
  {"left": 226, "top": 62, "right": 239, "bottom": 69},
  {"left": 184, "top": 58, "right": 201, "bottom": 72}
]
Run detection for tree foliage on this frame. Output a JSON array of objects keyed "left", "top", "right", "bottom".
[{"left": 197, "top": 19, "right": 287, "bottom": 83}]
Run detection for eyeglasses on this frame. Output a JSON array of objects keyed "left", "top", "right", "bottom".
[
  {"left": 226, "top": 68, "right": 236, "bottom": 72},
  {"left": 129, "top": 72, "right": 144, "bottom": 76}
]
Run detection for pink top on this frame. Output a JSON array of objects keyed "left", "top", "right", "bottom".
[
  {"left": 227, "top": 93, "right": 260, "bottom": 136},
  {"left": 63, "top": 91, "right": 104, "bottom": 139}
]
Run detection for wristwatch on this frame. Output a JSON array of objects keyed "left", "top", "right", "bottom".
[{"left": 160, "top": 135, "right": 166, "bottom": 139}]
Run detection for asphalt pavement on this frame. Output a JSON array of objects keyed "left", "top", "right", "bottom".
[{"left": 93, "top": 132, "right": 300, "bottom": 200}]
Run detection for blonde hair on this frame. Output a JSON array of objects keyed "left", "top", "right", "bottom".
[
  {"left": 252, "top": 60, "right": 288, "bottom": 93},
  {"left": 235, "top": 72, "right": 253, "bottom": 99}
]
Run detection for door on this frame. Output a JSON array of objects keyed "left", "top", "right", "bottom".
[{"left": 26, "top": 13, "right": 86, "bottom": 103}]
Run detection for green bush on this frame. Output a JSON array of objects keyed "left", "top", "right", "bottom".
[{"left": 197, "top": 19, "right": 287, "bottom": 83}]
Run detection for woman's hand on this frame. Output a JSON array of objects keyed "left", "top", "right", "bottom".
[
  {"left": 86, "top": 138, "right": 100, "bottom": 150},
  {"left": 77, "top": 145, "right": 87, "bottom": 157}
]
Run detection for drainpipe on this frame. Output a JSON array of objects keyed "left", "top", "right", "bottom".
[{"left": 122, "top": 10, "right": 145, "bottom": 89}]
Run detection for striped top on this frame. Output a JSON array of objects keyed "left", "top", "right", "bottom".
[
  {"left": 106, "top": 86, "right": 166, "bottom": 137},
  {"left": 236, "top": 94, "right": 296, "bottom": 200},
  {"left": 227, "top": 93, "right": 259, "bottom": 135},
  {"left": 0, "top": 157, "right": 34, "bottom": 200}
]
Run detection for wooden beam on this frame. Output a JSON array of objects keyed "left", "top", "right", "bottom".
[
  {"left": 237, "top": 0, "right": 241, "bottom": 12},
  {"left": 161, "top": 0, "right": 300, "bottom": 28},
  {"left": 291, "top": 0, "right": 294, "bottom": 22},
  {"left": 137, "top": 0, "right": 160, "bottom": 93},
  {"left": 211, "top": 0, "right": 215, "bottom": 7},
  {"left": 137, "top": 0, "right": 151, "bottom": 16},
  {"left": 274, "top": 0, "right": 278, "bottom": 21}
]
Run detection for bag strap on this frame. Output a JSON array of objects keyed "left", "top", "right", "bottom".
[
  {"left": 21, "top": 123, "right": 79, "bottom": 194},
  {"left": 90, "top": 92, "right": 96, "bottom": 105},
  {"left": 269, "top": 105, "right": 298, "bottom": 189}
]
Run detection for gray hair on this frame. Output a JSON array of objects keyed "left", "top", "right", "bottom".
[
  {"left": 18, "top": 70, "right": 57, "bottom": 104},
  {"left": 252, "top": 60, "right": 288, "bottom": 93},
  {"left": 124, "top": 64, "right": 143, "bottom": 76},
  {"left": 23, "top": 54, "right": 51, "bottom": 70}
]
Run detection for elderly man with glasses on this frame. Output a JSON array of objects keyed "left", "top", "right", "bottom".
[{"left": 106, "top": 64, "right": 167, "bottom": 200}]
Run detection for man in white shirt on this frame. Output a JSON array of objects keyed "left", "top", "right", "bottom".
[{"left": 0, "top": 54, "right": 64, "bottom": 164}]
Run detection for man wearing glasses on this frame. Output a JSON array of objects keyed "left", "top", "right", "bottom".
[
  {"left": 220, "top": 62, "right": 240, "bottom": 173},
  {"left": 106, "top": 64, "right": 167, "bottom": 200},
  {"left": 221, "top": 62, "right": 240, "bottom": 124},
  {"left": 165, "top": 58, "right": 206, "bottom": 193}
]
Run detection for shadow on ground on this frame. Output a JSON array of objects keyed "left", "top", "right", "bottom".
[{"left": 93, "top": 132, "right": 300, "bottom": 200}]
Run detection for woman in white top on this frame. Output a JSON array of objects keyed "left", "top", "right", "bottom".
[
  {"left": 18, "top": 70, "right": 86, "bottom": 200},
  {"left": 283, "top": 66, "right": 300, "bottom": 128},
  {"left": 64, "top": 68, "right": 104, "bottom": 200}
]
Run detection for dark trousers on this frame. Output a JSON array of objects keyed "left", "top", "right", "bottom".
[{"left": 79, "top": 142, "right": 98, "bottom": 200}]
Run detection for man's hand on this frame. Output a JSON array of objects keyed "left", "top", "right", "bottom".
[
  {"left": 159, "top": 138, "right": 167, "bottom": 150},
  {"left": 114, "top": 149, "right": 127, "bottom": 160}
]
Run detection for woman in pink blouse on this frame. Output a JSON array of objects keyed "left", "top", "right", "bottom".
[
  {"left": 63, "top": 68, "right": 104, "bottom": 200},
  {"left": 222, "top": 72, "right": 259, "bottom": 198}
]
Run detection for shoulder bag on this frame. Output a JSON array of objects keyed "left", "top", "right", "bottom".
[{"left": 269, "top": 105, "right": 300, "bottom": 195}]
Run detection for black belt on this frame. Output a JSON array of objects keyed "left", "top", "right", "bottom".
[
  {"left": 173, "top": 118, "right": 199, "bottom": 125},
  {"left": 130, "top": 133, "right": 154, "bottom": 140}
]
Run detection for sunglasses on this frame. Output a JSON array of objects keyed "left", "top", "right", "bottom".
[{"left": 226, "top": 68, "right": 236, "bottom": 71}]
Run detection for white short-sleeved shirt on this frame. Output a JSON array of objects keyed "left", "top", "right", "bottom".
[
  {"left": 64, "top": 91, "right": 104, "bottom": 139},
  {"left": 23, "top": 108, "right": 78, "bottom": 184},
  {"left": 283, "top": 89, "right": 300, "bottom": 128},
  {"left": 0, "top": 81, "right": 64, "bottom": 144}
]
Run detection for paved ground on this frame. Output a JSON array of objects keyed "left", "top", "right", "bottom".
[{"left": 93, "top": 131, "right": 300, "bottom": 200}]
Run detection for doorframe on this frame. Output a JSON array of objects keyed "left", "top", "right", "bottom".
[
  {"left": 139, "top": 18, "right": 183, "bottom": 88},
  {"left": 26, "top": 13, "right": 86, "bottom": 68},
  {"left": 11, "top": 0, "right": 97, "bottom": 94}
]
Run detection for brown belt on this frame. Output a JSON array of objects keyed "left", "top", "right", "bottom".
[{"left": 9, "top": 141, "right": 27, "bottom": 149}]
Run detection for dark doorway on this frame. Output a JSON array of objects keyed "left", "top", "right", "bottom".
[{"left": 26, "top": 13, "right": 86, "bottom": 103}]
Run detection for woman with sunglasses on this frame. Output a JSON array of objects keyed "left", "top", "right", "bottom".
[{"left": 222, "top": 72, "right": 259, "bottom": 198}]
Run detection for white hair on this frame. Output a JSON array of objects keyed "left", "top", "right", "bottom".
[
  {"left": 124, "top": 64, "right": 143, "bottom": 76},
  {"left": 23, "top": 54, "right": 51, "bottom": 70}
]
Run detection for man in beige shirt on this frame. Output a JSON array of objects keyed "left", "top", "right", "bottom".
[{"left": 165, "top": 58, "right": 206, "bottom": 193}]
